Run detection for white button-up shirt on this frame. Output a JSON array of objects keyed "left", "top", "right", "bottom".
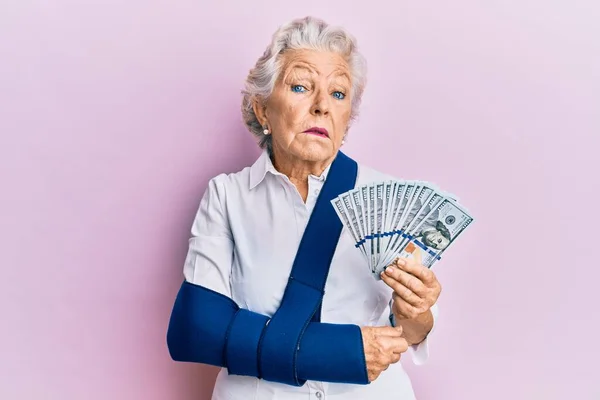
[{"left": 183, "top": 150, "right": 438, "bottom": 400}]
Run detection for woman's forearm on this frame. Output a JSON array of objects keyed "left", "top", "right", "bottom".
[{"left": 393, "top": 309, "right": 433, "bottom": 346}]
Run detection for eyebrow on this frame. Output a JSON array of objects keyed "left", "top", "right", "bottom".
[
  {"left": 284, "top": 63, "right": 316, "bottom": 78},
  {"left": 284, "top": 63, "right": 351, "bottom": 83},
  {"left": 328, "top": 70, "right": 351, "bottom": 83}
]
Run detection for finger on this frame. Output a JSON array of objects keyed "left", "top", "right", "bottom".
[
  {"left": 395, "top": 258, "right": 435, "bottom": 284},
  {"left": 373, "top": 325, "right": 404, "bottom": 337},
  {"left": 384, "top": 352, "right": 401, "bottom": 367},
  {"left": 392, "top": 296, "right": 423, "bottom": 320},
  {"left": 387, "top": 336, "right": 409, "bottom": 354},
  {"left": 369, "top": 371, "right": 379, "bottom": 382},
  {"left": 383, "top": 265, "right": 427, "bottom": 296},
  {"left": 381, "top": 272, "right": 424, "bottom": 308}
]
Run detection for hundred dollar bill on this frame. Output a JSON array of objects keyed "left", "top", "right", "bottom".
[
  {"left": 405, "top": 191, "right": 445, "bottom": 239},
  {"left": 355, "top": 186, "right": 369, "bottom": 251},
  {"left": 404, "top": 183, "right": 438, "bottom": 232},
  {"left": 350, "top": 188, "right": 366, "bottom": 250},
  {"left": 361, "top": 185, "right": 375, "bottom": 272},
  {"left": 383, "top": 182, "right": 399, "bottom": 239},
  {"left": 387, "top": 181, "right": 408, "bottom": 241},
  {"left": 340, "top": 192, "right": 368, "bottom": 259},
  {"left": 382, "top": 181, "right": 412, "bottom": 258},
  {"left": 379, "top": 183, "right": 387, "bottom": 264},
  {"left": 331, "top": 197, "right": 367, "bottom": 260},
  {"left": 395, "top": 198, "right": 474, "bottom": 268},
  {"left": 375, "top": 182, "right": 385, "bottom": 269},
  {"left": 367, "top": 184, "right": 378, "bottom": 271},
  {"left": 381, "top": 181, "right": 397, "bottom": 256}
]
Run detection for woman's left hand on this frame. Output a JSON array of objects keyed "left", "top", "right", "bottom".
[{"left": 380, "top": 257, "right": 442, "bottom": 320}]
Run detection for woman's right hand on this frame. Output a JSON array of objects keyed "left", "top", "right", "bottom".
[{"left": 360, "top": 326, "right": 409, "bottom": 382}]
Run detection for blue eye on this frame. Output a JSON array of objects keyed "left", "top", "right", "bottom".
[
  {"left": 332, "top": 91, "right": 346, "bottom": 100},
  {"left": 291, "top": 85, "right": 307, "bottom": 93}
]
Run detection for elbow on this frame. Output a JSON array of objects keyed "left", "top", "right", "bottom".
[
  {"left": 166, "top": 293, "right": 202, "bottom": 363},
  {"left": 165, "top": 302, "right": 221, "bottom": 365},
  {"left": 165, "top": 281, "right": 236, "bottom": 366},
  {"left": 166, "top": 281, "right": 198, "bottom": 362},
  {"left": 166, "top": 312, "right": 190, "bottom": 362}
]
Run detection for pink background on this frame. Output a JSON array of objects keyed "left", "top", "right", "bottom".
[{"left": 1, "top": 0, "right": 599, "bottom": 399}]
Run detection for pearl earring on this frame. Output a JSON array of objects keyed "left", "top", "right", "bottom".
[{"left": 263, "top": 126, "right": 270, "bottom": 135}]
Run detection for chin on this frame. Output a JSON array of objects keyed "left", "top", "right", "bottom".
[{"left": 294, "top": 142, "right": 337, "bottom": 163}]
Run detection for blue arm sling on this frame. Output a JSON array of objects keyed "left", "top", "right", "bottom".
[{"left": 167, "top": 151, "right": 369, "bottom": 386}]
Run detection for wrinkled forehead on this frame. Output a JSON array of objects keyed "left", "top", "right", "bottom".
[{"left": 278, "top": 49, "right": 351, "bottom": 83}]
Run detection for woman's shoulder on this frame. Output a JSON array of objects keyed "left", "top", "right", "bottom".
[
  {"left": 204, "top": 165, "right": 253, "bottom": 197},
  {"left": 205, "top": 149, "right": 271, "bottom": 196}
]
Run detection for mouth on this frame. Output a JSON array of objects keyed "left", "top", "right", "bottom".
[{"left": 303, "top": 127, "right": 329, "bottom": 138}]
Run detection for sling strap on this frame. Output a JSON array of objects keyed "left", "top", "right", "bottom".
[{"left": 258, "top": 151, "right": 358, "bottom": 385}]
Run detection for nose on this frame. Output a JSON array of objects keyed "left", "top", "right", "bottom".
[{"left": 310, "top": 88, "right": 330, "bottom": 117}]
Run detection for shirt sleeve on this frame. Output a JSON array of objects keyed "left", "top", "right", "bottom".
[
  {"left": 408, "top": 302, "right": 439, "bottom": 365},
  {"left": 182, "top": 175, "right": 234, "bottom": 297}
]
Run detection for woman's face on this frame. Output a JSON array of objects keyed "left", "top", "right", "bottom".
[{"left": 256, "top": 49, "right": 353, "bottom": 164}]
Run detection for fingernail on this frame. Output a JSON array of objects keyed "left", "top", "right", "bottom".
[
  {"left": 396, "top": 258, "right": 406, "bottom": 266},
  {"left": 385, "top": 266, "right": 395, "bottom": 275}
]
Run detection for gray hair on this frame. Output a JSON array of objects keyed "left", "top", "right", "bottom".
[{"left": 241, "top": 16, "right": 368, "bottom": 152}]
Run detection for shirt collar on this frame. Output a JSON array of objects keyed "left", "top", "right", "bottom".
[{"left": 249, "top": 149, "right": 332, "bottom": 190}]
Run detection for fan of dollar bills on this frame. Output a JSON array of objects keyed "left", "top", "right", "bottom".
[{"left": 331, "top": 180, "right": 474, "bottom": 278}]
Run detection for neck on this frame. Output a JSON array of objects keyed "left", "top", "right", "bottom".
[{"left": 270, "top": 149, "right": 335, "bottom": 202}]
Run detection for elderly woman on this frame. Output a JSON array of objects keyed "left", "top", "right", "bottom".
[{"left": 167, "top": 16, "right": 441, "bottom": 400}]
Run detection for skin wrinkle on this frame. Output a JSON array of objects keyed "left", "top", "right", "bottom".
[{"left": 252, "top": 49, "right": 352, "bottom": 201}]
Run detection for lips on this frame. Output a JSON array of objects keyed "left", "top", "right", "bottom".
[{"left": 303, "top": 127, "right": 329, "bottom": 137}]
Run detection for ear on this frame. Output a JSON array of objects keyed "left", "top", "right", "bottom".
[{"left": 252, "top": 97, "right": 268, "bottom": 127}]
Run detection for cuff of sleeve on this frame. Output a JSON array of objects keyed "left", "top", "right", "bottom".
[{"left": 408, "top": 302, "right": 439, "bottom": 366}]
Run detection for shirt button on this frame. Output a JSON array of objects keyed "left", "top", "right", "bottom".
[
  {"left": 314, "top": 189, "right": 320, "bottom": 195},
  {"left": 315, "top": 391, "right": 323, "bottom": 399}
]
